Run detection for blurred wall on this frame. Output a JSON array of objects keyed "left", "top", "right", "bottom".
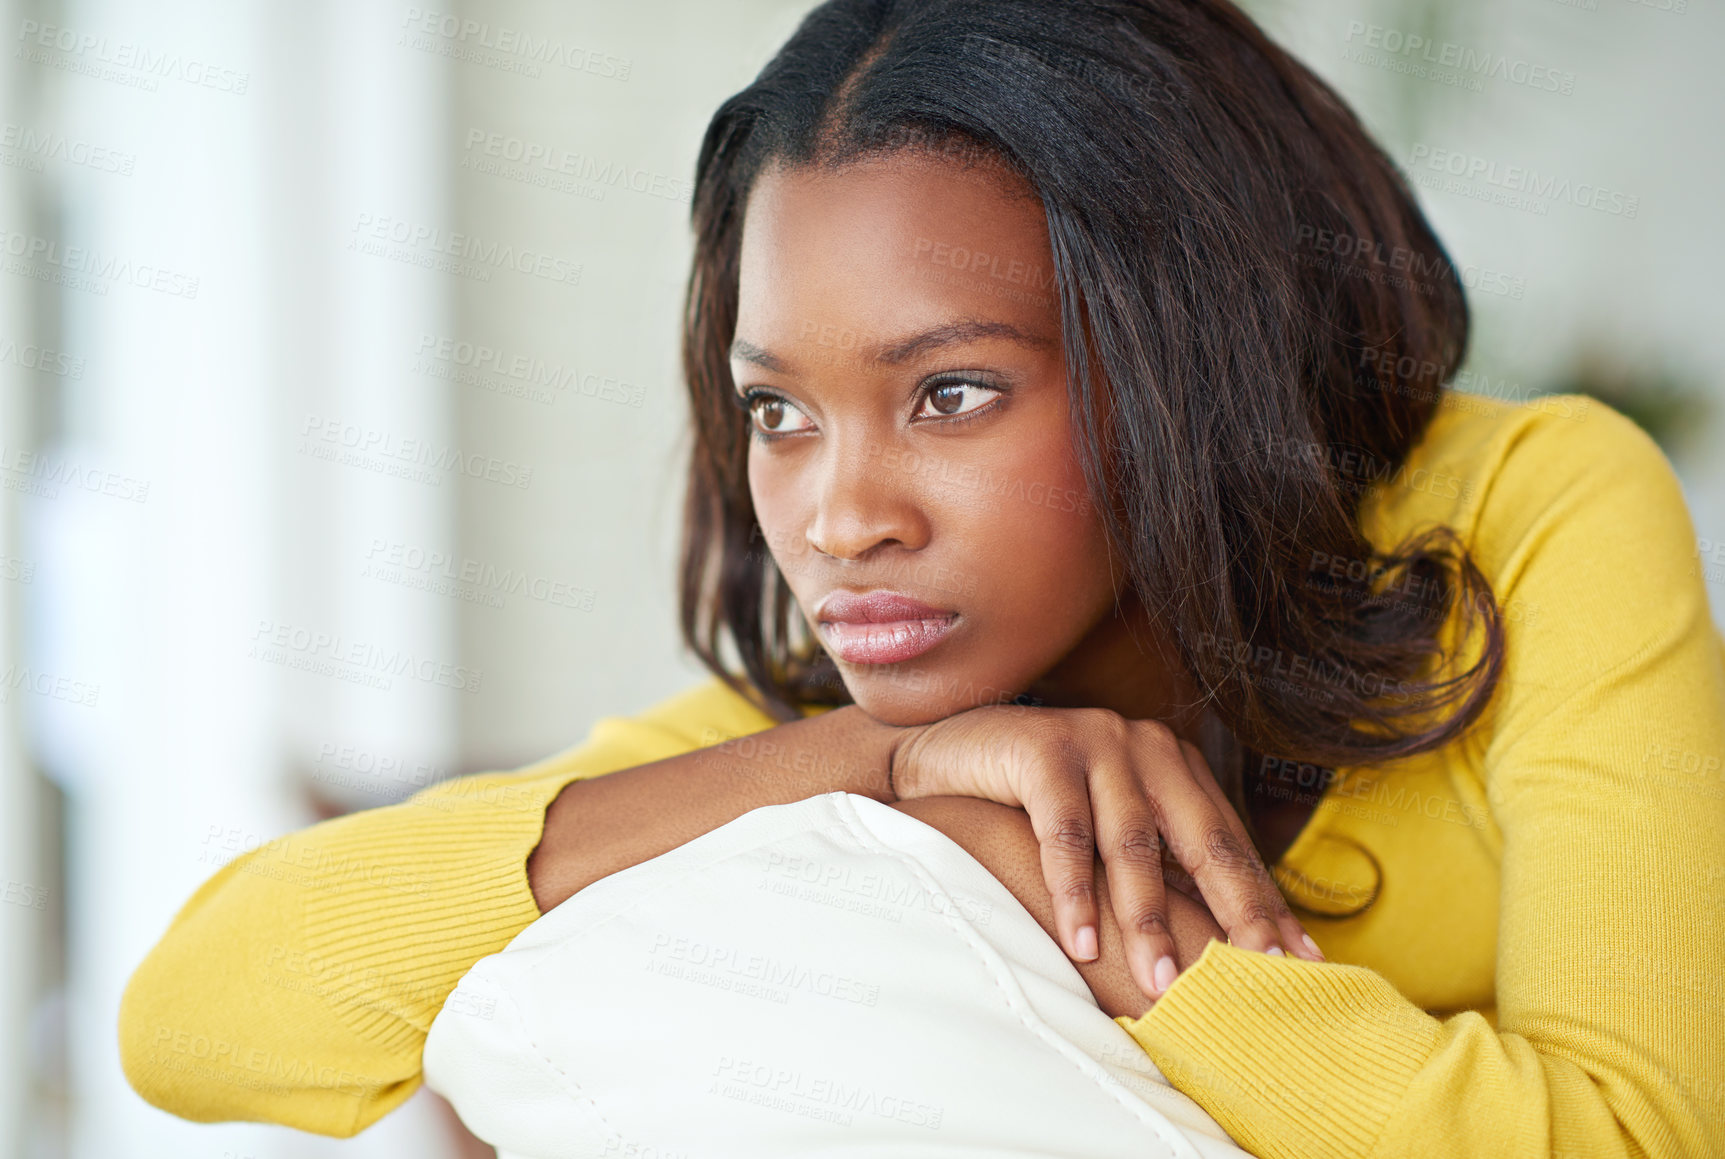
[
  {"left": 441, "top": 0, "right": 816, "bottom": 772},
  {"left": 0, "top": 2, "right": 820, "bottom": 1157}
]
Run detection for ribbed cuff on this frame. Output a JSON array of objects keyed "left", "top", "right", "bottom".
[
  {"left": 1114, "top": 939, "right": 1441, "bottom": 1159},
  {"left": 286, "top": 767, "right": 584, "bottom": 1057}
]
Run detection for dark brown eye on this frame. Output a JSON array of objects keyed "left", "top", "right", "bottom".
[
  {"left": 914, "top": 380, "right": 1002, "bottom": 421},
  {"left": 744, "top": 393, "right": 815, "bottom": 435},
  {"left": 928, "top": 385, "right": 965, "bottom": 415}
]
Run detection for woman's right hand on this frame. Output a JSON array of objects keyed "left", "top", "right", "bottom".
[{"left": 887, "top": 704, "right": 1323, "bottom": 999}]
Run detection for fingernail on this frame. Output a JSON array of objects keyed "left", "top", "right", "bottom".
[
  {"left": 1074, "top": 925, "right": 1098, "bottom": 960},
  {"left": 1153, "top": 955, "right": 1178, "bottom": 993},
  {"left": 1301, "top": 933, "right": 1325, "bottom": 961},
  {"left": 1266, "top": 945, "right": 1285, "bottom": 956}
]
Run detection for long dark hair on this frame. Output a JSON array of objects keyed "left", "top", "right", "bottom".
[{"left": 677, "top": 0, "right": 1504, "bottom": 832}]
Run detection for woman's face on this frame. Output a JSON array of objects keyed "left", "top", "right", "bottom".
[{"left": 731, "top": 153, "right": 1122, "bottom": 726}]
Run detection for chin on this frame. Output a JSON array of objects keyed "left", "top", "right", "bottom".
[{"left": 836, "top": 662, "right": 1020, "bottom": 728}]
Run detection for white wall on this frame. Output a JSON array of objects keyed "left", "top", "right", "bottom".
[{"left": 443, "top": 0, "right": 819, "bottom": 770}]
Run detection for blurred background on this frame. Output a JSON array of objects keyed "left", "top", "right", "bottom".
[{"left": 0, "top": 0, "right": 1719, "bottom": 1155}]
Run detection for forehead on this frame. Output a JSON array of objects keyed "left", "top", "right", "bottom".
[{"left": 735, "top": 152, "right": 1057, "bottom": 351}]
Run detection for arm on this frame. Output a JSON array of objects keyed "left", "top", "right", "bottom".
[
  {"left": 1115, "top": 402, "right": 1725, "bottom": 1158},
  {"left": 527, "top": 704, "right": 897, "bottom": 911},
  {"left": 118, "top": 686, "right": 896, "bottom": 1138},
  {"left": 889, "top": 796, "right": 1225, "bottom": 1019}
]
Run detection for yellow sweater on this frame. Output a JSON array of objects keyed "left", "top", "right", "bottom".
[{"left": 118, "top": 393, "right": 1725, "bottom": 1158}]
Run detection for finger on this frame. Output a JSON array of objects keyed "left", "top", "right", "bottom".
[
  {"left": 1086, "top": 754, "right": 1179, "bottom": 997},
  {"left": 1159, "top": 848, "right": 1204, "bottom": 904},
  {"left": 1178, "top": 739, "right": 1322, "bottom": 961},
  {"left": 1130, "top": 724, "right": 1288, "bottom": 955},
  {"left": 1019, "top": 749, "right": 1102, "bottom": 963}
]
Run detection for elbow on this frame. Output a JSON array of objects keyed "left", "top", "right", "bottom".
[
  {"left": 115, "top": 944, "right": 412, "bottom": 1139},
  {"left": 114, "top": 949, "right": 248, "bottom": 1129},
  {"left": 116, "top": 956, "right": 196, "bottom": 1121}
]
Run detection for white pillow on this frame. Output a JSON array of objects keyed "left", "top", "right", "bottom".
[{"left": 424, "top": 790, "right": 1251, "bottom": 1159}]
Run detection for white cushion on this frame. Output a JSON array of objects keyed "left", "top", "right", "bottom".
[{"left": 423, "top": 791, "right": 1250, "bottom": 1159}]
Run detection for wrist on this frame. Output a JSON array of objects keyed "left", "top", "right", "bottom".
[
  {"left": 822, "top": 704, "right": 909, "bottom": 803},
  {"left": 884, "top": 719, "right": 935, "bottom": 802}
]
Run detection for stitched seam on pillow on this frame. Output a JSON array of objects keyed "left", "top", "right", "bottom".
[
  {"left": 490, "top": 974, "right": 624, "bottom": 1137},
  {"left": 832, "top": 793, "right": 1196, "bottom": 1159}
]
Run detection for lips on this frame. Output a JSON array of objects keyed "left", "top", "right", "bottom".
[{"left": 814, "top": 590, "right": 959, "bottom": 665}]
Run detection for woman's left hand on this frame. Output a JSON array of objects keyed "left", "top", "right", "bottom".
[{"left": 889, "top": 703, "right": 1320, "bottom": 1000}]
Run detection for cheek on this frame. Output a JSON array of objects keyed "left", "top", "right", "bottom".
[
  {"left": 978, "top": 424, "right": 1106, "bottom": 556},
  {"left": 976, "top": 483, "right": 1113, "bottom": 615},
  {"left": 938, "top": 423, "right": 1117, "bottom": 635},
  {"left": 746, "top": 448, "right": 809, "bottom": 576}
]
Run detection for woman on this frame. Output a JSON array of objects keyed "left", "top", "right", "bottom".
[{"left": 119, "top": 0, "right": 1725, "bottom": 1156}]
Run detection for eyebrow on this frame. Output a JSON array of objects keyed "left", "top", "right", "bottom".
[{"left": 729, "top": 319, "right": 1054, "bottom": 374}]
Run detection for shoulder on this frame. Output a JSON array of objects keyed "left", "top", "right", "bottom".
[
  {"left": 1362, "top": 392, "right": 1716, "bottom": 719},
  {"left": 1361, "top": 391, "right": 1693, "bottom": 582}
]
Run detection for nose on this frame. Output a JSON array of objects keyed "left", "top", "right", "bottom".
[{"left": 804, "top": 437, "right": 930, "bottom": 562}]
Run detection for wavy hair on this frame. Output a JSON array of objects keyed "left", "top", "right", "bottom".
[{"left": 676, "top": 0, "right": 1504, "bottom": 840}]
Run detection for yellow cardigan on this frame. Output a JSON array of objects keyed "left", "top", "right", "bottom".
[{"left": 118, "top": 393, "right": 1725, "bottom": 1157}]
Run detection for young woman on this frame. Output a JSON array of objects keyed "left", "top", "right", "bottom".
[{"left": 119, "top": 1, "right": 1725, "bottom": 1156}]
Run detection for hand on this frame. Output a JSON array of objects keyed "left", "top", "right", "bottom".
[
  {"left": 888, "top": 794, "right": 1228, "bottom": 1020},
  {"left": 888, "top": 705, "right": 1322, "bottom": 998}
]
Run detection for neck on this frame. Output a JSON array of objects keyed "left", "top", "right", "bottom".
[{"left": 1024, "top": 592, "right": 1207, "bottom": 746}]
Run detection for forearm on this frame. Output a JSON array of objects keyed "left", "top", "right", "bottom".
[
  {"left": 889, "top": 796, "right": 1225, "bottom": 1019},
  {"left": 528, "top": 703, "right": 900, "bottom": 912}
]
